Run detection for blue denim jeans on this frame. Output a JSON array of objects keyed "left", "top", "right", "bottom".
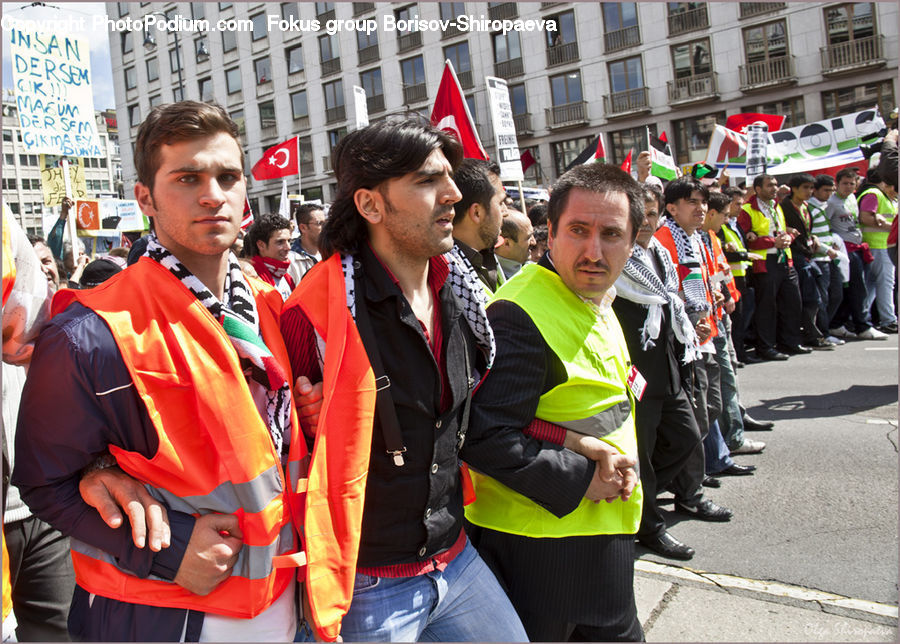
[
  {"left": 713, "top": 334, "right": 744, "bottom": 451},
  {"left": 864, "top": 248, "right": 897, "bottom": 326},
  {"left": 338, "top": 539, "right": 528, "bottom": 642}
]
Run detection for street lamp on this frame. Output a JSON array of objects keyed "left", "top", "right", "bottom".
[{"left": 143, "top": 12, "right": 184, "bottom": 101}]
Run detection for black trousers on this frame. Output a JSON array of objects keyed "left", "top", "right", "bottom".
[
  {"left": 729, "top": 275, "right": 754, "bottom": 360},
  {"left": 468, "top": 526, "right": 644, "bottom": 642},
  {"left": 635, "top": 389, "right": 701, "bottom": 540},
  {"left": 6, "top": 515, "right": 75, "bottom": 641},
  {"left": 752, "top": 255, "right": 803, "bottom": 352}
]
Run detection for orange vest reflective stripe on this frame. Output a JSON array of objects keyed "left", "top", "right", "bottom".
[
  {"left": 654, "top": 225, "right": 718, "bottom": 343},
  {"left": 283, "top": 254, "right": 376, "bottom": 642},
  {"left": 2, "top": 207, "right": 16, "bottom": 306},
  {"left": 51, "top": 257, "right": 307, "bottom": 618},
  {"left": 2, "top": 531, "right": 12, "bottom": 623}
]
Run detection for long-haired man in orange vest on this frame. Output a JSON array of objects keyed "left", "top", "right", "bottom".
[{"left": 13, "top": 102, "right": 307, "bottom": 641}]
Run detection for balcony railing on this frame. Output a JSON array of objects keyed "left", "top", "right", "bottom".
[
  {"left": 604, "top": 25, "right": 640, "bottom": 53},
  {"left": 540, "top": 2, "right": 563, "bottom": 8},
  {"left": 603, "top": 87, "right": 650, "bottom": 116},
  {"left": 441, "top": 21, "right": 464, "bottom": 39},
  {"left": 739, "top": 55, "right": 796, "bottom": 90},
  {"left": 820, "top": 35, "right": 885, "bottom": 75},
  {"left": 494, "top": 57, "right": 524, "bottom": 79},
  {"left": 358, "top": 43, "right": 379, "bottom": 65},
  {"left": 667, "top": 72, "right": 718, "bottom": 103},
  {"left": 316, "top": 8, "right": 335, "bottom": 22},
  {"left": 545, "top": 100, "right": 587, "bottom": 128},
  {"left": 397, "top": 31, "right": 422, "bottom": 52},
  {"left": 325, "top": 105, "right": 346, "bottom": 123},
  {"left": 367, "top": 94, "right": 385, "bottom": 113},
  {"left": 667, "top": 5, "right": 709, "bottom": 36},
  {"left": 300, "top": 159, "right": 315, "bottom": 175},
  {"left": 352, "top": 3, "right": 375, "bottom": 16},
  {"left": 739, "top": 2, "right": 786, "bottom": 18},
  {"left": 293, "top": 115, "right": 310, "bottom": 130},
  {"left": 321, "top": 57, "right": 341, "bottom": 77},
  {"left": 513, "top": 112, "right": 532, "bottom": 135},
  {"left": 403, "top": 82, "right": 427, "bottom": 104},
  {"left": 457, "top": 69, "right": 473, "bottom": 89},
  {"left": 546, "top": 41, "right": 579, "bottom": 67},
  {"left": 488, "top": 3, "right": 517, "bottom": 20}
]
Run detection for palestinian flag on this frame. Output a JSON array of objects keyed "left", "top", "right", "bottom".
[
  {"left": 648, "top": 130, "right": 678, "bottom": 181},
  {"left": 565, "top": 134, "right": 606, "bottom": 171}
]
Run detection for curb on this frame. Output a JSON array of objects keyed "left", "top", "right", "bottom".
[{"left": 635, "top": 559, "right": 899, "bottom": 627}]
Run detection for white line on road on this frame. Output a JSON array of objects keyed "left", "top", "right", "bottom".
[{"left": 864, "top": 347, "right": 898, "bottom": 350}]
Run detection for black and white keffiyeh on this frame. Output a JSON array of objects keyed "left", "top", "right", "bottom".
[
  {"left": 144, "top": 233, "right": 292, "bottom": 459},
  {"left": 615, "top": 238, "right": 702, "bottom": 364},
  {"left": 661, "top": 217, "right": 712, "bottom": 316},
  {"left": 338, "top": 249, "right": 496, "bottom": 370}
]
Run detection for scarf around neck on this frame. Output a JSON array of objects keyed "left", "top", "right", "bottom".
[{"left": 661, "top": 217, "right": 712, "bottom": 316}]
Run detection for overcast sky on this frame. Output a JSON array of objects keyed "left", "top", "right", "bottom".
[{"left": 1, "top": 2, "right": 115, "bottom": 110}]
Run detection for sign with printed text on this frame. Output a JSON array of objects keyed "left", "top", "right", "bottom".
[
  {"left": 485, "top": 76, "right": 523, "bottom": 182},
  {"left": 352, "top": 85, "right": 369, "bottom": 130},
  {"left": 40, "top": 154, "right": 86, "bottom": 206},
  {"left": 9, "top": 28, "right": 104, "bottom": 157}
]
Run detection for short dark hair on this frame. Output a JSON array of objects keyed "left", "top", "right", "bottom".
[
  {"left": 527, "top": 202, "right": 548, "bottom": 227},
  {"left": 293, "top": 202, "right": 324, "bottom": 227},
  {"left": 663, "top": 175, "right": 710, "bottom": 209},
  {"left": 642, "top": 182, "right": 663, "bottom": 210},
  {"left": 787, "top": 173, "right": 815, "bottom": 189},
  {"left": 708, "top": 191, "right": 731, "bottom": 214},
  {"left": 752, "top": 173, "right": 775, "bottom": 189},
  {"left": 500, "top": 212, "right": 526, "bottom": 243},
  {"left": 835, "top": 168, "right": 857, "bottom": 183},
  {"left": 814, "top": 174, "right": 835, "bottom": 189},
  {"left": 722, "top": 186, "right": 744, "bottom": 201},
  {"left": 245, "top": 214, "right": 291, "bottom": 257},
  {"left": 452, "top": 159, "right": 502, "bottom": 224},
  {"left": 547, "top": 163, "right": 644, "bottom": 242},
  {"left": 134, "top": 101, "right": 242, "bottom": 193},
  {"left": 319, "top": 118, "right": 463, "bottom": 258}
]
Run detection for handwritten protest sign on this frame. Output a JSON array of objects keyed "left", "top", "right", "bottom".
[
  {"left": 40, "top": 154, "right": 86, "bottom": 206},
  {"left": 9, "top": 27, "right": 104, "bottom": 157}
]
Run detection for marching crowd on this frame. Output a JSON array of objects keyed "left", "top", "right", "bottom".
[{"left": 2, "top": 100, "right": 897, "bottom": 643}]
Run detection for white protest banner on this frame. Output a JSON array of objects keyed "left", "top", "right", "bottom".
[
  {"left": 9, "top": 27, "right": 104, "bottom": 157},
  {"left": 352, "top": 85, "right": 369, "bottom": 130},
  {"left": 115, "top": 200, "right": 148, "bottom": 232},
  {"left": 704, "top": 107, "right": 885, "bottom": 177},
  {"left": 485, "top": 76, "right": 523, "bottom": 182}
]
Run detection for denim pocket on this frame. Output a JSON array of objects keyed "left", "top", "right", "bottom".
[{"left": 353, "top": 572, "right": 381, "bottom": 594}]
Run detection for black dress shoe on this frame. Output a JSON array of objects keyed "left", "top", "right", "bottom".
[
  {"left": 640, "top": 532, "right": 695, "bottom": 560},
  {"left": 673, "top": 499, "right": 733, "bottom": 522},
  {"left": 759, "top": 349, "right": 789, "bottom": 361},
  {"left": 741, "top": 354, "right": 763, "bottom": 364},
  {"left": 743, "top": 415, "right": 774, "bottom": 431},
  {"left": 702, "top": 476, "right": 721, "bottom": 488},
  {"left": 779, "top": 344, "right": 813, "bottom": 355},
  {"left": 712, "top": 463, "right": 756, "bottom": 476}
]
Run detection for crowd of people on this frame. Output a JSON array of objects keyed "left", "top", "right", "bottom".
[{"left": 2, "top": 99, "right": 897, "bottom": 643}]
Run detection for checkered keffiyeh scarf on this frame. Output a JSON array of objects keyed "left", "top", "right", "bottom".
[
  {"left": 662, "top": 218, "right": 712, "bottom": 316},
  {"left": 340, "top": 250, "right": 496, "bottom": 371},
  {"left": 145, "top": 234, "right": 292, "bottom": 459}
]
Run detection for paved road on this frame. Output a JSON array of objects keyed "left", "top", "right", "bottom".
[{"left": 637, "top": 332, "right": 898, "bottom": 605}]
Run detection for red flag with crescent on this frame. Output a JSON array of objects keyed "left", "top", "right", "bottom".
[
  {"left": 252, "top": 136, "right": 300, "bottom": 181},
  {"left": 430, "top": 60, "right": 487, "bottom": 160},
  {"left": 75, "top": 199, "right": 99, "bottom": 231}
]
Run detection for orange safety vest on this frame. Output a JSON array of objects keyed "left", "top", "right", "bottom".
[
  {"left": 654, "top": 225, "right": 718, "bottom": 344},
  {"left": 706, "top": 231, "right": 741, "bottom": 313},
  {"left": 283, "top": 254, "right": 376, "bottom": 642},
  {"left": 2, "top": 208, "right": 16, "bottom": 306},
  {"left": 2, "top": 528, "right": 11, "bottom": 625},
  {"left": 51, "top": 257, "right": 308, "bottom": 619}
]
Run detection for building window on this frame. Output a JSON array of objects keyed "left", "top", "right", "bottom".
[
  {"left": 191, "top": 3, "right": 205, "bottom": 20},
  {"left": 2, "top": 129, "right": 11, "bottom": 142},
  {"left": 443, "top": 42, "right": 472, "bottom": 88},
  {"left": 198, "top": 77, "right": 213, "bottom": 102},
  {"left": 3, "top": 154, "right": 14, "bottom": 166},
  {"left": 316, "top": 2, "right": 335, "bottom": 21},
  {"left": 673, "top": 111, "right": 726, "bottom": 165},
  {"left": 401, "top": 56, "right": 427, "bottom": 104},
  {"left": 743, "top": 20, "right": 787, "bottom": 64},
  {"left": 602, "top": 3, "right": 640, "bottom": 52},
  {"left": 299, "top": 136, "right": 314, "bottom": 174},
  {"left": 545, "top": 10, "right": 577, "bottom": 48},
  {"left": 282, "top": 2, "right": 299, "bottom": 22},
  {"left": 291, "top": 90, "right": 308, "bottom": 120},
  {"left": 671, "top": 38, "right": 711, "bottom": 79},
  {"left": 357, "top": 27, "right": 379, "bottom": 65},
  {"left": 741, "top": 97, "right": 805, "bottom": 129},
  {"left": 550, "top": 71, "right": 583, "bottom": 106},
  {"left": 149, "top": 94, "right": 162, "bottom": 108},
  {"left": 304, "top": 185, "right": 323, "bottom": 202},
  {"left": 609, "top": 125, "right": 656, "bottom": 165},
  {"left": 196, "top": 38, "right": 209, "bottom": 61},
  {"left": 121, "top": 32, "right": 132, "bottom": 55},
  {"left": 259, "top": 100, "right": 276, "bottom": 129},
  {"left": 319, "top": 34, "right": 341, "bottom": 76},
  {"left": 286, "top": 44, "right": 304, "bottom": 74},
  {"left": 222, "top": 29, "right": 237, "bottom": 53},
  {"left": 825, "top": 3, "right": 875, "bottom": 45},
  {"left": 254, "top": 57, "right": 271, "bottom": 84},
  {"left": 1, "top": 178, "right": 16, "bottom": 190},
  {"left": 146, "top": 57, "right": 158, "bottom": 82},
  {"left": 226, "top": 67, "right": 242, "bottom": 94},
  {"left": 667, "top": 2, "right": 709, "bottom": 36},
  {"left": 251, "top": 13, "right": 267, "bottom": 40},
  {"left": 219, "top": 2, "right": 232, "bottom": 9},
  {"left": 360, "top": 68, "right": 384, "bottom": 112},
  {"left": 328, "top": 127, "right": 347, "bottom": 153},
  {"left": 124, "top": 67, "right": 136, "bottom": 90},
  {"left": 821, "top": 81, "right": 894, "bottom": 120},
  {"left": 608, "top": 56, "right": 644, "bottom": 94},
  {"left": 173, "top": 86, "right": 183, "bottom": 102},
  {"left": 396, "top": 5, "right": 423, "bottom": 52},
  {"left": 230, "top": 108, "right": 245, "bottom": 135},
  {"left": 323, "top": 79, "right": 345, "bottom": 123},
  {"left": 128, "top": 104, "right": 141, "bottom": 129},
  {"left": 552, "top": 136, "right": 594, "bottom": 178},
  {"left": 509, "top": 83, "right": 530, "bottom": 133},
  {"left": 169, "top": 48, "right": 182, "bottom": 73}
]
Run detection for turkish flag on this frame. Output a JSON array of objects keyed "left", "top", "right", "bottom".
[
  {"left": 75, "top": 199, "right": 99, "bottom": 231},
  {"left": 621, "top": 149, "right": 633, "bottom": 174},
  {"left": 520, "top": 149, "right": 536, "bottom": 172},
  {"left": 241, "top": 196, "right": 254, "bottom": 231},
  {"left": 430, "top": 60, "right": 487, "bottom": 160},
  {"left": 252, "top": 137, "right": 299, "bottom": 181},
  {"left": 725, "top": 113, "right": 786, "bottom": 134}
]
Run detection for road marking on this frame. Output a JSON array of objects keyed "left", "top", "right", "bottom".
[
  {"left": 635, "top": 560, "right": 899, "bottom": 621},
  {"left": 866, "top": 419, "right": 895, "bottom": 425},
  {"left": 864, "top": 347, "right": 898, "bottom": 350}
]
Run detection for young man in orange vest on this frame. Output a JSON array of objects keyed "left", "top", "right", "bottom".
[{"left": 13, "top": 102, "right": 308, "bottom": 641}]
